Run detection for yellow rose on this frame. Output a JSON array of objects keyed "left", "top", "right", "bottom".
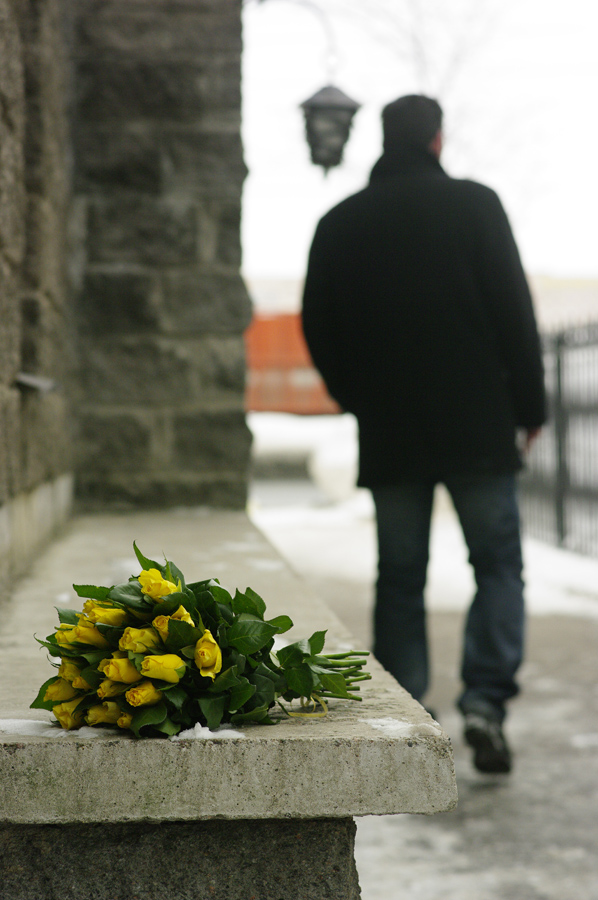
[
  {"left": 152, "top": 615, "right": 170, "bottom": 642},
  {"left": 81, "top": 601, "right": 128, "bottom": 627},
  {"left": 44, "top": 678, "right": 78, "bottom": 703},
  {"left": 97, "top": 679, "right": 128, "bottom": 700},
  {"left": 53, "top": 697, "right": 85, "bottom": 730},
  {"left": 138, "top": 568, "right": 179, "bottom": 601},
  {"left": 152, "top": 606, "right": 193, "bottom": 642},
  {"left": 86, "top": 701, "right": 121, "bottom": 726},
  {"left": 58, "top": 659, "right": 83, "bottom": 683},
  {"left": 71, "top": 622, "right": 110, "bottom": 649},
  {"left": 71, "top": 674, "right": 93, "bottom": 691},
  {"left": 119, "top": 626, "right": 161, "bottom": 654},
  {"left": 172, "top": 605, "right": 194, "bottom": 625},
  {"left": 140, "top": 654, "right": 185, "bottom": 683},
  {"left": 96, "top": 650, "right": 127, "bottom": 672},
  {"left": 194, "top": 630, "right": 222, "bottom": 680},
  {"left": 117, "top": 712, "right": 133, "bottom": 730},
  {"left": 97, "top": 656, "right": 142, "bottom": 684},
  {"left": 55, "top": 627, "right": 78, "bottom": 646},
  {"left": 125, "top": 680, "right": 164, "bottom": 707}
]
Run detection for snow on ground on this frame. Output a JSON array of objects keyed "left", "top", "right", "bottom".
[{"left": 248, "top": 413, "right": 598, "bottom": 620}]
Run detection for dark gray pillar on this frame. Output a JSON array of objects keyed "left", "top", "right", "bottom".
[
  {"left": 0, "top": 818, "right": 361, "bottom": 900},
  {"left": 70, "top": 0, "right": 253, "bottom": 509}
]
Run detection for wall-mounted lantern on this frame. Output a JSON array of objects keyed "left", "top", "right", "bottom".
[{"left": 300, "top": 84, "right": 360, "bottom": 174}]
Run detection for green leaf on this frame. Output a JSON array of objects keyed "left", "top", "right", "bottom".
[
  {"left": 192, "top": 590, "right": 221, "bottom": 631},
  {"left": 309, "top": 631, "right": 327, "bottom": 656},
  {"left": 127, "top": 652, "right": 146, "bottom": 673},
  {"left": 198, "top": 695, "right": 226, "bottom": 731},
  {"left": 81, "top": 648, "right": 110, "bottom": 667},
  {"left": 35, "top": 634, "right": 63, "bottom": 652},
  {"left": 78, "top": 665, "right": 104, "bottom": 690},
  {"left": 253, "top": 661, "right": 286, "bottom": 693},
  {"left": 216, "top": 603, "right": 234, "bottom": 626},
  {"left": 164, "top": 559, "right": 185, "bottom": 590},
  {"left": 267, "top": 615, "right": 293, "bottom": 634},
  {"left": 230, "top": 705, "right": 275, "bottom": 726},
  {"left": 108, "top": 581, "right": 148, "bottom": 610},
  {"left": 276, "top": 638, "right": 311, "bottom": 668},
  {"left": 246, "top": 672, "right": 276, "bottom": 709},
  {"left": 153, "top": 716, "right": 181, "bottom": 736},
  {"left": 132, "top": 541, "right": 161, "bottom": 573},
  {"left": 163, "top": 619, "right": 204, "bottom": 653},
  {"left": 227, "top": 678, "right": 256, "bottom": 712},
  {"left": 55, "top": 607, "right": 80, "bottom": 626},
  {"left": 30, "top": 677, "right": 59, "bottom": 711},
  {"left": 284, "top": 664, "right": 315, "bottom": 698},
  {"left": 231, "top": 589, "right": 263, "bottom": 618},
  {"left": 216, "top": 621, "right": 229, "bottom": 649},
  {"left": 162, "top": 684, "right": 187, "bottom": 710},
  {"left": 94, "top": 623, "right": 125, "bottom": 649},
  {"left": 151, "top": 591, "right": 192, "bottom": 618},
  {"left": 74, "top": 693, "right": 104, "bottom": 716},
  {"left": 180, "top": 644, "right": 196, "bottom": 660},
  {"left": 72, "top": 584, "right": 111, "bottom": 602},
  {"left": 130, "top": 701, "right": 168, "bottom": 738},
  {"left": 187, "top": 578, "right": 214, "bottom": 595},
  {"left": 244, "top": 587, "right": 267, "bottom": 617},
  {"left": 209, "top": 665, "right": 241, "bottom": 692},
  {"left": 230, "top": 651, "right": 246, "bottom": 675},
  {"left": 310, "top": 667, "right": 353, "bottom": 699},
  {"left": 35, "top": 636, "right": 79, "bottom": 659},
  {"left": 207, "top": 583, "right": 233, "bottom": 608},
  {"left": 227, "top": 615, "right": 278, "bottom": 655}
]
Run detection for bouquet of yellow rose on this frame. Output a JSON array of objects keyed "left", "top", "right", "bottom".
[{"left": 31, "top": 543, "right": 370, "bottom": 737}]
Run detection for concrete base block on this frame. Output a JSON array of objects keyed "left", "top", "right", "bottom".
[{"left": 0, "top": 818, "right": 361, "bottom": 900}]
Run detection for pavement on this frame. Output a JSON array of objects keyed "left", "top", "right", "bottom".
[{"left": 247, "top": 412, "right": 598, "bottom": 900}]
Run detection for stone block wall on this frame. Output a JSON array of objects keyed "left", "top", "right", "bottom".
[
  {"left": 0, "top": 0, "right": 73, "bottom": 588},
  {"left": 70, "top": 0, "right": 253, "bottom": 509}
]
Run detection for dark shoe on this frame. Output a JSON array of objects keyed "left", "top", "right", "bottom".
[{"left": 463, "top": 712, "right": 512, "bottom": 774}]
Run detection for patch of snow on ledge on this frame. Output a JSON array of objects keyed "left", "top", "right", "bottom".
[
  {"left": 361, "top": 717, "right": 443, "bottom": 738},
  {"left": 0, "top": 719, "right": 119, "bottom": 738},
  {"left": 170, "top": 723, "right": 246, "bottom": 740}
]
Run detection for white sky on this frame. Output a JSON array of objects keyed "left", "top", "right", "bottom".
[{"left": 241, "top": 0, "right": 598, "bottom": 281}]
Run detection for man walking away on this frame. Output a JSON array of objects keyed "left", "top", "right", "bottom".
[{"left": 302, "top": 94, "right": 546, "bottom": 774}]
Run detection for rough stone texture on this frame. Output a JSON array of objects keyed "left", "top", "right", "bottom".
[
  {"left": 71, "top": 0, "right": 253, "bottom": 508},
  {"left": 0, "top": 819, "right": 361, "bottom": 900},
  {"left": 0, "top": 0, "right": 74, "bottom": 590}
]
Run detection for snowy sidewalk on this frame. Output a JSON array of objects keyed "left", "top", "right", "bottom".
[
  {"left": 248, "top": 411, "right": 598, "bottom": 623},
  {"left": 247, "top": 412, "right": 598, "bottom": 900}
]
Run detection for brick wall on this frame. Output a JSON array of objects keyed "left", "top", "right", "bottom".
[
  {"left": 70, "top": 0, "right": 253, "bottom": 509},
  {"left": 0, "top": 0, "right": 73, "bottom": 586}
]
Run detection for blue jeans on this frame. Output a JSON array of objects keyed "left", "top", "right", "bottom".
[{"left": 372, "top": 473, "right": 525, "bottom": 721}]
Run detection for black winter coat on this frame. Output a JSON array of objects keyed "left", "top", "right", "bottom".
[{"left": 302, "top": 145, "right": 547, "bottom": 487}]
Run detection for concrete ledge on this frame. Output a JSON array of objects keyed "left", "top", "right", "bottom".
[
  {"left": 0, "top": 508, "right": 457, "bottom": 825},
  {"left": 1, "top": 717, "right": 453, "bottom": 823}
]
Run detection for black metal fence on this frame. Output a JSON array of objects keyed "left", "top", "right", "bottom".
[{"left": 519, "top": 321, "right": 598, "bottom": 557}]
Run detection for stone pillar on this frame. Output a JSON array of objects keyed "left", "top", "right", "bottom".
[
  {"left": 0, "top": 0, "right": 73, "bottom": 591},
  {"left": 0, "top": 0, "right": 26, "bottom": 529},
  {"left": 0, "top": 819, "right": 361, "bottom": 900},
  {"left": 71, "top": 0, "right": 253, "bottom": 509}
]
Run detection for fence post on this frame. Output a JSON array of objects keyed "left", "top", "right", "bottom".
[{"left": 554, "top": 332, "right": 568, "bottom": 546}]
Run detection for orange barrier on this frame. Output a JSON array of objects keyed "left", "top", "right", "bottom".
[{"left": 244, "top": 313, "right": 340, "bottom": 414}]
